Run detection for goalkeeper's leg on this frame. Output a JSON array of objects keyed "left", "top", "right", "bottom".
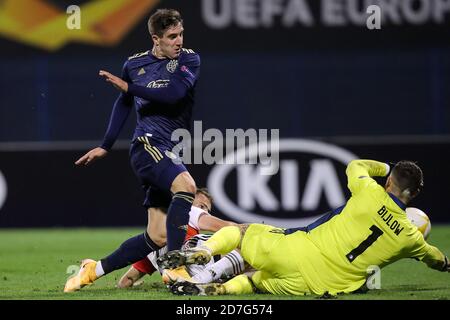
[{"left": 201, "top": 225, "right": 245, "bottom": 255}]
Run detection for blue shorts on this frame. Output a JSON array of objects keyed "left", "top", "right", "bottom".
[
  {"left": 129, "top": 136, "right": 187, "bottom": 208},
  {"left": 142, "top": 187, "right": 172, "bottom": 209}
]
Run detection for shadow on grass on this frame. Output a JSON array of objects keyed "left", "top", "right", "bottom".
[{"left": 389, "top": 284, "right": 449, "bottom": 292}]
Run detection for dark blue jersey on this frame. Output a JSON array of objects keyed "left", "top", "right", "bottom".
[{"left": 100, "top": 48, "right": 201, "bottom": 150}]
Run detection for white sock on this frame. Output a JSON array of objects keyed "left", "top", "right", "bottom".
[
  {"left": 95, "top": 261, "right": 105, "bottom": 277},
  {"left": 192, "top": 250, "right": 244, "bottom": 283}
]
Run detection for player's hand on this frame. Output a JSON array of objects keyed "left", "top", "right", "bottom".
[
  {"left": 75, "top": 147, "right": 108, "bottom": 166},
  {"left": 99, "top": 70, "right": 129, "bottom": 92}
]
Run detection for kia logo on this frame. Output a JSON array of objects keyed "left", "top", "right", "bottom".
[
  {"left": 0, "top": 170, "right": 7, "bottom": 212},
  {"left": 207, "top": 139, "right": 358, "bottom": 228}
]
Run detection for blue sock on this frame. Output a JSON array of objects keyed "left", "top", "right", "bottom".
[
  {"left": 166, "top": 192, "right": 194, "bottom": 251},
  {"left": 100, "top": 231, "right": 161, "bottom": 275}
]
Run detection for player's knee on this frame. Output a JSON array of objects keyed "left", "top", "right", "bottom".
[
  {"left": 146, "top": 228, "right": 166, "bottom": 247},
  {"left": 249, "top": 271, "right": 268, "bottom": 294},
  {"left": 171, "top": 172, "right": 197, "bottom": 194},
  {"left": 185, "top": 183, "right": 197, "bottom": 194},
  {"left": 150, "top": 233, "right": 166, "bottom": 247},
  {"left": 179, "top": 180, "right": 196, "bottom": 194}
]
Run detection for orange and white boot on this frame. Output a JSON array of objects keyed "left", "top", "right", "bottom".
[
  {"left": 64, "top": 259, "right": 98, "bottom": 292},
  {"left": 161, "top": 266, "right": 192, "bottom": 285}
]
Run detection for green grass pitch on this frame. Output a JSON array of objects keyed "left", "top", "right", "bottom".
[{"left": 0, "top": 226, "right": 449, "bottom": 300}]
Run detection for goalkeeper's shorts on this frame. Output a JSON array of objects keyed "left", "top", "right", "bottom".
[{"left": 241, "top": 224, "right": 311, "bottom": 295}]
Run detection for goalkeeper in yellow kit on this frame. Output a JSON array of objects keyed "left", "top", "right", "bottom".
[{"left": 159, "top": 159, "right": 449, "bottom": 296}]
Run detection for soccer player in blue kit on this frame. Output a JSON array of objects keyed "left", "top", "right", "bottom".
[{"left": 65, "top": 9, "right": 201, "bottom": 292}]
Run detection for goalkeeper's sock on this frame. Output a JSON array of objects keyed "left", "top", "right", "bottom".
[
  {"left": 100, "top": 231, "right": 161, "bottom": 275},
  {"left": 192, "top": 250, "right": 244, "bottom": 283},
  {"left": 223, "top": 274, "right": 254, "bottom": 295},
  {"left": 203, "top": 226, "right": 242, "bottom": 256},
  {"left": 166, "top": 192, "right": 194, "bottom": 251}
]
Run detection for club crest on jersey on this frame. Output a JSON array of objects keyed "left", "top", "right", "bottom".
[{"left": 166, "top": 60, "right": 178, "bottom": 73}]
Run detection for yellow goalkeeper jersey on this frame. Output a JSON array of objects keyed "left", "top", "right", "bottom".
[{"left": 289, "top": 160, "right": 445, "bottom": 295}]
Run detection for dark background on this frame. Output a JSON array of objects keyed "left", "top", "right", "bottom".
[{"left": 0, "top": 0, "right": 449, "bottom": 227}]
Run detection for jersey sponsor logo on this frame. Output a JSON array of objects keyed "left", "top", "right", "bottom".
[
  {"left": 147, "top": 80, "right": 170, "bottom": 88},
  {"left": 0, "top": 0, "right": 159, "bottom": 51},
  {"left": 0, "top": 170, "right": 7, "bottom": 212},
  {"left": 166, "top": 59, "right": 179, "bottom": 73},
  {"left": 207, "top": 138, "right": 358, "bottom": 228}
]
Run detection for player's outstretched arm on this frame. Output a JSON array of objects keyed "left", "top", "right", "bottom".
[
  {"left": 99, "top": 68, "right": 187, "bottom": 104},
  {"left": 75, "top": 147, "right": 108, "bottom": 166},
  {"left": 346, "top": 159, "right": 390, "bottom": 194},
  {"left": 198, "top": 214, "right": 237, "bottom": 233},
  {"left": 99, "top": 70, "right": 128, "bottom": 92},
  {"left": 422, "top": 248, "right": 449, "bottom": 272}
]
